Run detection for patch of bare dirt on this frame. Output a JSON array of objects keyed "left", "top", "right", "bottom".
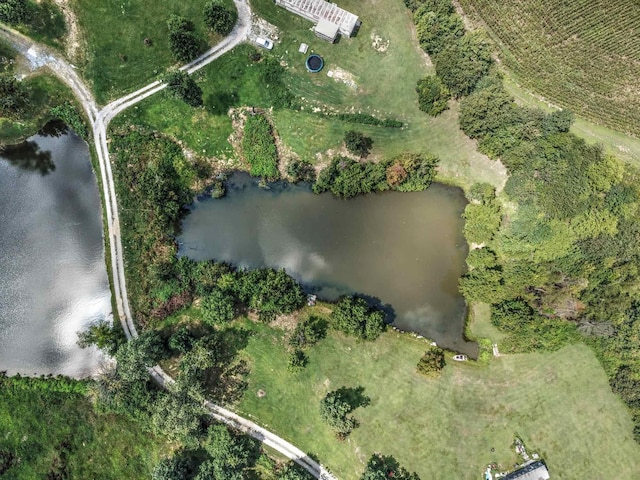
[
  {"left": 249, "top": 15, "right": 279, "bottom": 44},
  {"left": 326, "top": 66, "right": 358, "bottom": 91},
  {"left": 52, "top": 0, "right": 85, "bottom": 63},
  {"left": 370, "top": 32, "right": 390, "bottom": 53}
]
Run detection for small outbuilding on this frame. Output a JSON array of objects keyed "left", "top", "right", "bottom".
[
  {"left": 502, "top": 461, "right": 550, "bottom": 480},
  {"left": 314, "top": 18, "right": 340, "bottom": 43}
]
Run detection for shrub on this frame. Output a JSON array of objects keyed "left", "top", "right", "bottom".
[
  {"left": 344, "top": 130, "right": 373, "bottom": 157},
  {"left": 49, "top": 102, "right": 88, "bottom": 138},
  {"left": 288, "top": 316, "right": 328, "bottom": 349},
  {"left": 204, "top": 0, "right": 237, "bottom": 35},
  {"left": 416, "top": 75, "right": 450, "bottom": 116},
  {"left": 462, "top": 198, "right": 501, "bottom": 244},
  {"left": 242, "top": 114, "right": 279, "bottom": 179},
  {"left": 0, "top": 73, "right": 27, "bottom": 118},
  {"left": 286, "top": 159, "right": 316, "bottom": 183},
  {"left": 417, "top": 347, "right": 445, "bottom": 377},
  {"left": 237, "top": 268, "right": 305, "bottom": 321},
  {"left": 313, "top": 156, "right": 389, "bottom": 198},
  {"left": 201, "top": 289, "right": 235, "bottom": 325},
  {"left": 332, "top": 112, "right": 403, "bottom": 128},
  {"left": 287, "top": 349, "right": 308, "bottom": 371}
]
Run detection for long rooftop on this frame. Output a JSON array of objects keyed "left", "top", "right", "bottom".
[{"left": 275, "top": 0, "right": 359, "bottom": 36}]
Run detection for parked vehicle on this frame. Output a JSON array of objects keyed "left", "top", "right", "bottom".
[{"left": 255, "top": 37, "right": 273, "bottom": 50}]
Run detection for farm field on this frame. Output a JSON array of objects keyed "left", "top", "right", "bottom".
[
  {"left": 458, "top": 0, "right": 640, "bottom": 138},
  {"left": 232, "top": 315, "right": 640, "bottom": 480},
  {"left": 117, "top": 0, "right": 506, "bottom": 191}
]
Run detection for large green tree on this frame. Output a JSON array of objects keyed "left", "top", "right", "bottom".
[
  {"left": 163, "top": 70, "right": 203, "bottom": 107},
  {"left": 204, "top": 0, "right": 237, "bottom": 35},
  {"left": 167, "top": 15, "right": 204, "bottom": 63},
  {"left": 360, "top": 453, "right": 420, "bottom": 480}
]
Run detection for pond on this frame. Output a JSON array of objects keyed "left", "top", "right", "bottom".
[
  {"left": 0, "top": 124, "right": 110, "bottom": 377},
  {"left": 178, "top": 173, "right": 476, "bottom": 355}
]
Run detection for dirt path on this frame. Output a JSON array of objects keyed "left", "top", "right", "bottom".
[{"left": 52, "top": 0, "right": 84, "bottom": 63}]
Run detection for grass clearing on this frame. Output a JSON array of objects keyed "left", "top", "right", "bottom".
[
  {"left": 116, "top": 0, "right": 506, "bottom": 191},
  {"left": 235, "top": 319, "right": 640, "bottom": 479},
  {"left": 458, "top": 0, "right": 640, "bottom": 138},
  {"left": 71, "top": 0, "right": 236, "bottom": 103},
  {"left": 0, "top": 387, "right": 167, "bottom": 478}
]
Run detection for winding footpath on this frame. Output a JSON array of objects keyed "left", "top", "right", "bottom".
[{"left": 1, "top": 4, "right": 335, "bottom": 479}]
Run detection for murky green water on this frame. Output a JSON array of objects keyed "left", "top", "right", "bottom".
[{"left": 179, "top": 173, "right": 475, "bottom": 355}]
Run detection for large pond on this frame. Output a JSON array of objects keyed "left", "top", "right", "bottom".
[
  {"left": 0, "top": 124, "right": 110, "bottom": 377},
  {"left": 179, "top": 173, "right": 476, "bottom": 355}
]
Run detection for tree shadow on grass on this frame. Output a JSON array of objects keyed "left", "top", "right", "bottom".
[{"left": 334, "top": 385, "right": 371, "bottom": 412}]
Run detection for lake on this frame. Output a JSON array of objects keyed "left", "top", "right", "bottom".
[
  {"left": 0, "top": 125, "right": 110, "bottom": 377},
  {"left": 178, "top": 173, "right": 476, "bottom": 355}
]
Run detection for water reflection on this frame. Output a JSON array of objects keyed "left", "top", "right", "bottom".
[
  {"left": 0, "top": 125, "right": 110, "bottom": 377},
  {"left": 0, "top": 140, "right": 55, "bottom": 175}
]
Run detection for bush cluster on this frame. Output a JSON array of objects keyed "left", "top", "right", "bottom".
[
  {"left": 330, "top": 296, "right": 386, "bottom": 341},
  {"left": 313, "top": 153, "right": 438, "bottom": 198},
  {"left": 242, "top": 114, "right": 280, "bottom": 180}
]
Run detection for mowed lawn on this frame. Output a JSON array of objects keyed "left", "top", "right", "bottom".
[
  {"left": 116, "top": 0, "right": 505, "bottom": 191},
  {"left": 72, "top": 0, "right": 212, "bottom": 103},
  {"left": 235, "top": 319, "right": 640, "bottom": 480}
]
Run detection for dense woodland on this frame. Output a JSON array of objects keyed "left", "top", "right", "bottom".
[{"left": 408, "top": 0, "right": 640, "bottom": 439}]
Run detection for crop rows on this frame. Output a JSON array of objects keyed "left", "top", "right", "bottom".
[{"left": 460, "top": 0, "right": 640, "bottom": 137}]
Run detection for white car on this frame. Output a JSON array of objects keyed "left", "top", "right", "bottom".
[{"left": 255, "top": 37, "right": 274, "bottom": 50}]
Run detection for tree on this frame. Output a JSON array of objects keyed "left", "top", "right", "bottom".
[
  {"left": 152, "top": 456, "right": 190, "bottom": 480},
  {"left": 344, "top": 130, "right": 373, "bottom": 157},
  {"left": 167, "top": 15, "right": 204, "bottom": 63},
  {"left": 543, "top": 109, "right": 574, "bottom": 135},
  {"left": 320, "top": 390, "right": 357, "bottom": 438},
  {"left": 0, "top": 0, "right": 27, "bottom": 25},
  {"left": 416, "top": 347, "right": 445, "bottom": 377},
  {"left": 277, "top": 462, "right": 315, "bottom": 480},
  {"left": 0, "top": 73, "right": 28, "bottom": 118},
  {"left": 288, "top": 316, "right": 328, "bottom": 349},
  {"left": 77, "top": 320, "right": 124, "bottom": 356},
  {"left": 202, "top": 424, "right": 260, "bottom": 478},
  {"left": 204, "top": 0, "right": 237, "bottom": 35},
  {"left": 238, "top": 268, "right": 305, "bottom": 321},
  {"left": 320, "top": 387, "right": 370, "bottom": 439},
  {"left": 169, "top": 326, "right": 195, "bottom": 354},
  {"left": 416, "top": 75, "right": 450, "bottom": 116},
  {"left": 434, "top": 31, "right": 492, "bottom": 97},
  {"left": 360, "top": 453, "right": 420, "bottom": 480},
  {"left": 163, "top": 70, "right": 203, "bottom": 107},
  {"left": 331, "top": 296, "right": 386, "bottom": 340},
  {"left": 201, "top": 288, "right": 235, "bottom": 325},
  {"left": 151, "top": 384, "right": 205, "bottom": 448},
  {"left": 287, "top": 349, "right": 308, "bottom": 371}
]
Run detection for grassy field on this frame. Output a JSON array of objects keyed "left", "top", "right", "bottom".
[
  {"left": 233, "top": 317, "right": 640, "bottom": 479},
  {"left": 458, "top": 0, "right": 640, "bottom": 138},
  {"left": 0, "top": 387, "right": 167, "bottom": 478},
  {"left": 72, "top": 0, "right": 217, "bottom": 103},
  {"left": 114, "top": 0, "right": 506, "bottom": 191}
]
